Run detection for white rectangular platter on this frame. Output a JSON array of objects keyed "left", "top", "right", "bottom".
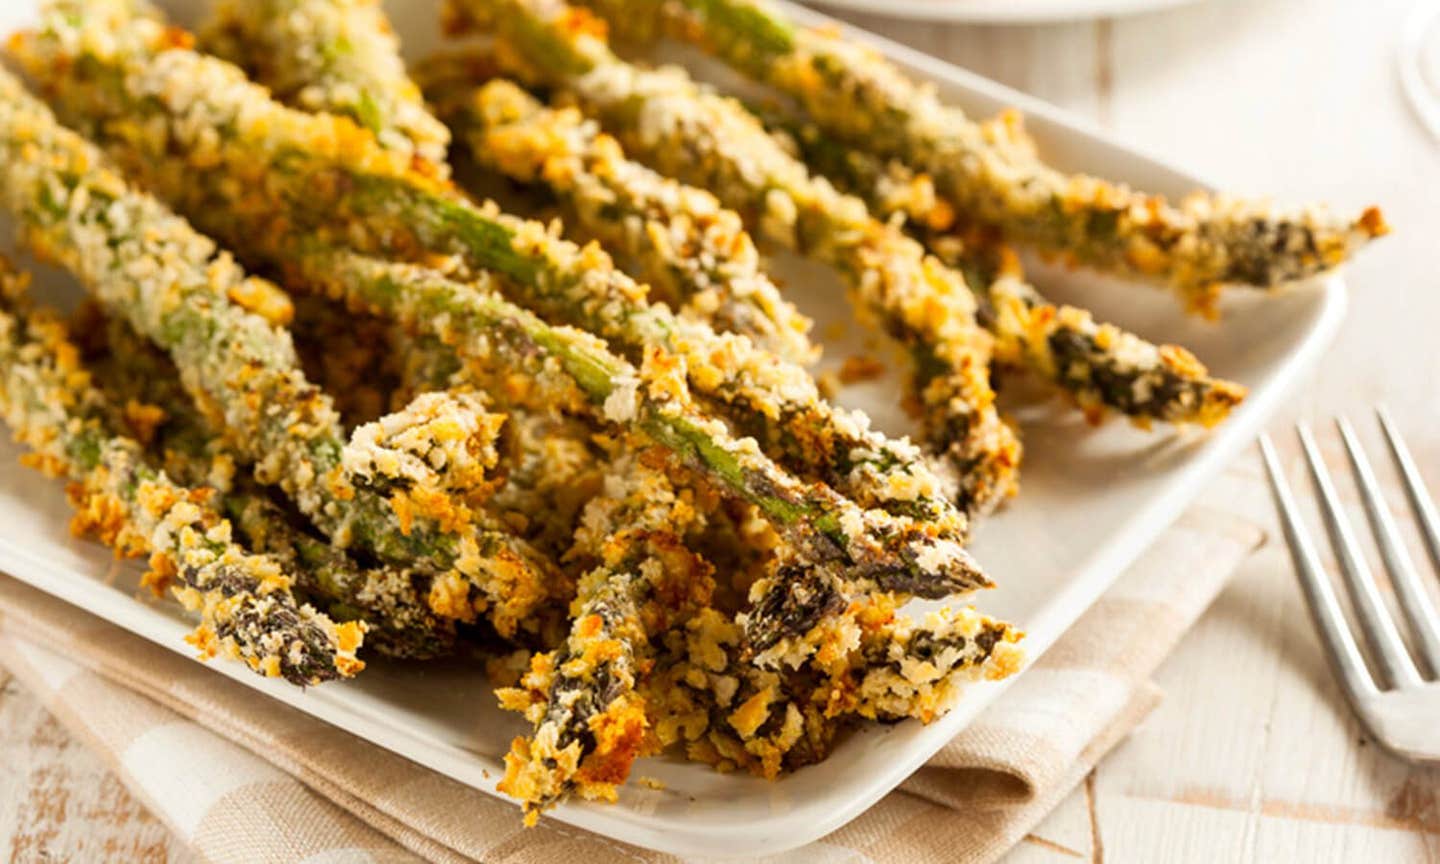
[{"left": 0, "top": 0, "right": 1344, "bottom": 858}]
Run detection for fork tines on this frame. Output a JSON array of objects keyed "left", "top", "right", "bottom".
[{"left": 1260, "top": 408, "right": 1440, "bottom": 694}]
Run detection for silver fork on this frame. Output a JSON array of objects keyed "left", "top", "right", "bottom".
[{"left": 1259, "top": 408, "right": 1440, "bottom": 764}]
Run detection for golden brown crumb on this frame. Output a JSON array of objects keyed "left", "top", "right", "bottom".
[{"left": 837, "top": 353, "right": 887, "bottom": 385}]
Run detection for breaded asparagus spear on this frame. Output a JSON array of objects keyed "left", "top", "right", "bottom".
[
  {"left": 282, "top": 295, "right": 594, "bottom": 568},
  {"left": 200, "top": 0, "right": 450, "bottom": 174},
  {"left": 201, "top": 0, "right": 461, "bottom": 432},
  {"left": 643, "top": 622, "right": 836, "bottom": 779},
  {"left": 11, "top": 0, "right": 976, "bottom": 542},
  {"left": 224, "top": 492, "right": 458, "bottom": 659},
  {"left": 71, "top": 302, "right": 239, "bottom": 492},
  {"left": 270, "top": 249, "right": 994, "bottom": 599},
  {"left": 438, "top": 0, "right": 1020, "bottom": 516},
  {"left": 0, "top": 268, "right": 364, "bottom": 684},
  {"left": 737, "top": 551, "right": 848, "bottom": 663},
  {"left": 369, "top": 287, "right": 594, "bottom": 567},
  {"left": 647, "top": 592, "right": 1019, "bottom": 778},
  {"left": 421, "top": 71, "right": 817, "bottom": 365},
  {"left": 498, "top": 446, "right": 714, "bottom": 823},
  {"left": 828, "top": 592, "right": 1022, "bottom": 722},
  {"left": 0, "top": 64, "right": 561, "bottom": 638},
  {"left": 782, "top": 119, "right": 1247, "bottom": 426},
  {"left": 499, "top": 558, "right": 653, "bottom": 820},
  {"left": 1, "top": 21, "right": 981, "bottom": 609},
  {"left": 342, "top": 389, "right": 507, "bottom": 526},
  {"left": 986, "top": 258, "right": 1247, "bottom": 427},
  {"left": 76, "top": 308, "right": 460, "bottom": 659},
  {"left": 576, "top": 0, "right": 1388, "bottom": 313}
]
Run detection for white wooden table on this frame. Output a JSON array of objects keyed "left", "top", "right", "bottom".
[{"left": 2, "top": 0, "right": 1438, "bottom": 860}]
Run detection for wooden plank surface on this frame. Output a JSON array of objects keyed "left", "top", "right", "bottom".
[
  {"left": 2, "top": 0, "right": 1438, "bottom": 860},
  {"left": 0, "top": 668, "right": 194, "bottom": 862}
]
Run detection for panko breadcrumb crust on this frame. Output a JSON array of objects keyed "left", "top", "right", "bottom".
[
  {"left": 777, "top": 118, "right": 1249, "bottom": 427},
  {"left": 0, "top": 0, "right": 1378, "bottom": 829},
  {"left": 202, "top": 0, "right": 451, "bottom": 173},
  {"left": 11, "top": 0, "right": 998, "bottom": 606},
  {"left": 0, "top": 59, "right": 564, "bottom": 640},
  {"left": 444, "top": 0, "right": 1021, "bottom": 519},
  {"left": 422, "top": 71, "right": 817, "bottom": 366},
  {"left": 75, "top": 307, "right": 460, "bottom": 660},
  {"left": 576, "top": 0, "right": 1386, "bottom": 313},
  {"left": 498, "top": 446, "right": 715, "bottom": 823},
  {"left": 0, "top": 261, "right": 364, "bottom": 684}
]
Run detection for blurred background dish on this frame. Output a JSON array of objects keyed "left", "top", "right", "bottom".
[
  {"left": 1400, "top": 1, "right": 1440, "bottom": 142},
  {"left": 806, "top": 0, "right": 1203, "bottom": 23}
]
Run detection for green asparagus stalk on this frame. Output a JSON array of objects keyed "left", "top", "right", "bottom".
[
  {"left": 498, "top": 445, "right": 715, "bottom": 823},
  {"left": 0, "top": 63, "right": 562, "bottom": 639},
  {"left": 574, "top": 0, "right": 1388, "bottom": 313},
  {"left": 0, "top": 271, "right": 364, "bottom": 684},
  {"left": 75, "top": 306, "right": 462, "bottom": 659},
  {"left": 279, "top": 249, "right": 992, "bottom": 598},
  {"left": 2, "top": 31, "right": 972, "bottom": 605},
  {"left": 225, "top": 492, "right": 458, "bottom": 659},
  {"left": 780, "top": 116, "right": 1248, "bottom": 427},
  {"left": 646, "top": 589, "right": 1020, "bottom": 778},
  {"left": 11, "top": 0, "right": 979, "bottom": 541},
  {"left": 437, "top": 1, "right": 1021, "bottom": 516},
  {"left": 420, "top": 69, "right": 817, "bottom": 365},
  {"left": 200, "top": 0, "right": 450, "bottom": 174},
  {"left": 282, "top": 293, "right": 597, "bottom": 569},
  {"left": 201, "top": 0, "right": 460, "bottom": 429}
]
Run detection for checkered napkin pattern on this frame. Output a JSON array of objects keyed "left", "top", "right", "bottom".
[{"left": 0, "top": 470, "right": 1267, "bottom": 863}]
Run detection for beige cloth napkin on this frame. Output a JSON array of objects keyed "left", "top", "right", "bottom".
[{"left": 0, "top": 469, "right": 1268, "bottom": 863}]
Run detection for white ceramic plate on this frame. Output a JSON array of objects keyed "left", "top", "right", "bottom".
[
  {"left": 803, "top": 0, "right": 1203, "bottom": 24},
  {"left": 0, "top": 0, "right": 1342, "bottom": 858}
]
